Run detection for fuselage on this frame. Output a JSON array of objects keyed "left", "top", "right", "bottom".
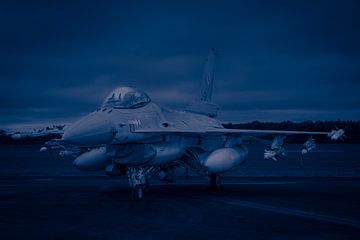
[
  {"left": 58, "top": 86, "right": 248, "bottom": 174},
  {"left": 63, "top": 101, "right": 225, "bottom": 149}
]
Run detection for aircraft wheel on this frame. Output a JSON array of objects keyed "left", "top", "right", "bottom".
[
  {"left": 207, "top": 174, "right": 223, "bottom": 192},
  {"left": 132, "top": 185, "right": 144, "bottom": 201},
  {"left": 144, "top": 180, "right": 150, "bottom": 192}
]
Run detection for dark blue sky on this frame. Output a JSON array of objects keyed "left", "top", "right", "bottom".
[{"left": 1, "top": 0, "right": 360, "bottom": 128}]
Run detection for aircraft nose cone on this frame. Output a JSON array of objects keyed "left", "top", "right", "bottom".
[{"left": 63, "top": 113, "right": 116, "bottom": 146}]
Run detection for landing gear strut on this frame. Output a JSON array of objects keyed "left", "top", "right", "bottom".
[{"left": 207, "top": 173, "right": 223, "bottom": 192}]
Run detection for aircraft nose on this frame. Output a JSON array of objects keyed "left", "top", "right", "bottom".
[{"left": 63, "top": 113, "right": 116, "bottom": 146}]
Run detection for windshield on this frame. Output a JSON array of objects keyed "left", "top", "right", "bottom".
[{"left": 102, "top": 87, "right": 151, "bottom": 109}]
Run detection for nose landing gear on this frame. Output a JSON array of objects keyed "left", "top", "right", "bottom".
[
  {"left": 132, "top": 184, "right": 145, "bottom": 201},
  {"left": 126, "top": 166, "right": 147, "bottom": 200},
  {"left": 126, "top": 166, "right": 157, "bottom": 201}
]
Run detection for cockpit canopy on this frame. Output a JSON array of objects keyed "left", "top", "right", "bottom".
[{"left": 102, "top": 87, "right": 151, "bottom": 109}]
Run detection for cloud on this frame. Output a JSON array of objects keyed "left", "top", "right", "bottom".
[{"left": 0, "top": 0, "right": 359, "bottom": 127}]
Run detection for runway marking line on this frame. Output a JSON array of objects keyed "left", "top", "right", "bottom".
[
  {"left": 217, "top": 198, "right": 360, "bottom": 229},
  {"left": 34, "top": 178, "right": 54, "bottom": 182}
]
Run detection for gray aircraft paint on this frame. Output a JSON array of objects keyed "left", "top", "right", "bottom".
[{"left": 41, "top": 49, "right": 345, "bottom": 200}]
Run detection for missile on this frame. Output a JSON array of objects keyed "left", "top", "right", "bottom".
[
  {"left": 328, "top": 129, "right": 346, "bottom": 141},
  {"left": 301, "top": 136, "right": 316, "bottom": 155},
  {"left": 40, "top": 147, "right": 47, "bottom": 152}
]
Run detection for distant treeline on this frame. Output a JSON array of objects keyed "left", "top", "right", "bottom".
[{"left": 223, "top": 120, "right": 360, "bottom": 143}]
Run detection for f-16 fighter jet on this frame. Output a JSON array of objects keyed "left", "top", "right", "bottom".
[
  {"left": 9, "top": 125, "right": 65, "bottom": 141},
  {"left": 41, "top": 49, "right": 345, "bottom": 200}
]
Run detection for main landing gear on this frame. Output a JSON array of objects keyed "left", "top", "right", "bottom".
[{"left": 207, "top": 173, "right": 224, "bottom": 192}]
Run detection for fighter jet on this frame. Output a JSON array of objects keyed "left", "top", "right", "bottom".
[
  {"left": 8, "top": 125, "right": 65, "bottom": 141},
  {"left": 41, "top": 49, "right": 345, "bottom": 200}
]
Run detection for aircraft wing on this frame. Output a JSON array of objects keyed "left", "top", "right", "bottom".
[
  {"left": 206, "top": 128, "right": 345, "bottom": 141},
  {"left": 133, "top": 127, "right": 326, "bottom": 136},
  {"left": 132, "top": 127, "right": 344, "bottom": 140},
  {"left": 205, "top": 129, "right": 329, "bottom": 135}
]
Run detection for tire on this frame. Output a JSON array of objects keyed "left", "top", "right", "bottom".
[
  {"left": 144, "top": 181, "right": 150, "bottom": 192},
  {"left": 207, "top": 174, "right": 223, "bottom": 192},
  {"left": 132, "top": 185, "right": 144, "bottom": 201}
]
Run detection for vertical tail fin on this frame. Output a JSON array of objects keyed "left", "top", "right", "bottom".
[
  {"left": 200, "top": 48, "right": 218, "bottom": 102},
  {"left": 186, "top": 49, "right": 220, "bottom": 118}
]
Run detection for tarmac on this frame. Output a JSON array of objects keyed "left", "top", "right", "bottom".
[{"left": 1, "top": 144, "right": 360, "bottom": 239}]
